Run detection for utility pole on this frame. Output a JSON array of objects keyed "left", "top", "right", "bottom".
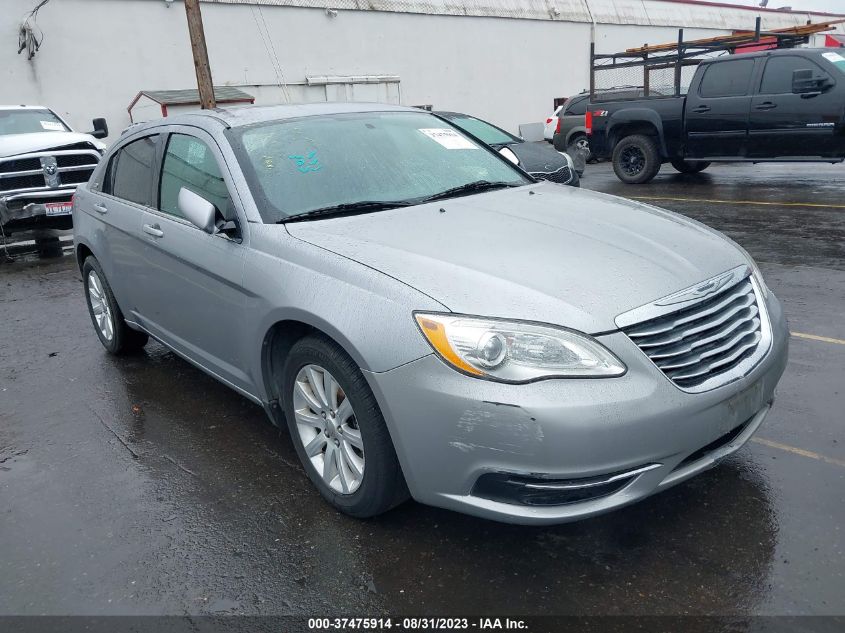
[{"left": 184, "top": 0, "right": 216, "bottom": 109}]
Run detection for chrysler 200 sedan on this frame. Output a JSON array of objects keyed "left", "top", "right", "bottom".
[{"left": 73, "top": 103, "right": 788, "bottom": 524}]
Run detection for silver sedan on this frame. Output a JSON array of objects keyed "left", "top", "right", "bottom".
[{"left": 73, "top": 103, "right": 788, "bottom": 524}]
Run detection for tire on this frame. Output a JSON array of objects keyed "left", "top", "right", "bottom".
[
  {"left": 671, "top": 159, "right": 711, "bottom": 174},
  {"left": 567, "top": 134, "right": 593, "bottom": 163},
  {"left": 282, "top": 335, "right": 408, "bottom": 518},
  {"left": 612, "top": 135, "right": 661, "bottom": 184},
  {"left": 82, "top": 256, "right": 148, "bottom": 355}
]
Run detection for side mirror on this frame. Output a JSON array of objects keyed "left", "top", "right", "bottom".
[
  {"left": 792, "top": 69, "right": 830, "bottom": 95},
  {"left": 89, "top": 118, "right": 109, "bottom": 139},
  {"left": 178, "top": 187, "right": 217, "bottom": 233},
  {"left": 498, "top": 146, "right": 520, "bottom": 165}
]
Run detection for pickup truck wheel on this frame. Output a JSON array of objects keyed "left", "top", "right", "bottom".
[
  {"left": 612, "top": 135, "right": 661, "bottom": 184},
  {"left": 82, "top": 257, "right": 148, "bottom": 355},
  {"left": 671, "top": 159, "right": 711, "bottom": 174}
]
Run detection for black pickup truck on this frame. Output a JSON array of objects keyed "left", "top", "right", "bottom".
[{"left": 588, "top": 48, "right": 845, "bottom": 183}]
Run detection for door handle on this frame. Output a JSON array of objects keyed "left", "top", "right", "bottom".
[
  {"left": 143, "top": 223, "right": 164, "bottom": 238},
  {"left": 691, "top": 105, "right": 711, "bottom": 113},
  {"left": 93, "top": 203, "right": 108, "bottom": 214},
  {"left": 755, "top": 102, "right": 777, "bottom": 110}
]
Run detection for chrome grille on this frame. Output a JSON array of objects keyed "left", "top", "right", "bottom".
[
  {"left": 621, "top": 274, "right": 766, "bottom": 391},
  {"left": 531, "top": 165, "right": 572, "bottom": 184},
  {"left": 0, "top": 148, "right": 99, "bottom": 196}
]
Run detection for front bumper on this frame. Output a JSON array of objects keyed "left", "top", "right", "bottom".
[
  {"left": 0, "top": 189, "right": 75, "bottom": 234},
  {"left": 365, "top": 292, "right": 788, "bottom": 525}
]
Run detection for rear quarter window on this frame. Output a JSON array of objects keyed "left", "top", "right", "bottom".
[{"left": 565, "top": 98, "right": 588, "bottom": 116}]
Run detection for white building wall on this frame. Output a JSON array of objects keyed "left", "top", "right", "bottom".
[{"left": 2, "top": 0, "right": 842, "bottom": 142}]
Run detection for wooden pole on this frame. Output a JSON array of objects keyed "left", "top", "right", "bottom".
[{"left": 184, "top": 0, "right": 216, "bottom": 109}]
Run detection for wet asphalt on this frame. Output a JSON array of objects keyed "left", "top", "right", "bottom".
[{"left": 0, "top": 162, "right": 843, "bottom": 618}]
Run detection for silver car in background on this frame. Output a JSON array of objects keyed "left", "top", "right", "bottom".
[{"left": 73, "top": 103, "right": 788, "bottom": 524}]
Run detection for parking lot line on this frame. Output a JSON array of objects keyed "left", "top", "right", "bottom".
[
  {"left": 790, "top": 331, "right": 845, "bottom": 346},
  {"left": 752, "top": 437, "right": 845, "bottom": 469},
  {"left": 629, "top": 196, "right": 845, "bottom": 209}
]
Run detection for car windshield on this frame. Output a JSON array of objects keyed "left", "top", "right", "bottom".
[
  {"left": 0, "top": 109, "right": 69, "bottom": 136},
  {"left": 229, "top": 111, "right": 529, "bottom": 223},
  {"left": 444, "top": 115, "right": 519, "bottom": 146}
]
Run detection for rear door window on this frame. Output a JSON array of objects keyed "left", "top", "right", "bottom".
[
  {"left": 111, "top": 136, "right": 158, "bottom": 206},
  {"left": 699, "top": 59, "right": 755, "bottom": 97}
]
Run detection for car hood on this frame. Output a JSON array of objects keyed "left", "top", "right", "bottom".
[
  {"left": 0, "top": 132, "right": 105, "bottom": 158},
  {"left": 285, "top": 183, "right": 748, "bottom": 333},
  {"left": 504, "top": 141, "right": 567, "bottom": 173}
]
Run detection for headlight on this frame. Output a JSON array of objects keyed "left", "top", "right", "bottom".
[{"left": 414, "top": 313, "right": 626, "bottom": 383}]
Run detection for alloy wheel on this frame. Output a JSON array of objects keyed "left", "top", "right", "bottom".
[
  {"left": 87, "top": 270, "right": 114, "bottom": 341},
  {"left": 292, "top": 364, "right": 365, "bottom": 494},
  {"left": 620, "top": 146, "right": 646, "bottom": 176}
]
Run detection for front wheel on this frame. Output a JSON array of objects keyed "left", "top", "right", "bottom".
[
  {"left": 671, "top": 159, "right": 710, "bottom": 174},
  {"left": 612, "top": 135, "right": 661, "bottom": 184},
  {"left": 282, "top": 335, "right": 408, "bottom": 518}
]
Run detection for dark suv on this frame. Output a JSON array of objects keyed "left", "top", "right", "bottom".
[{"left": 553, "top": 88, "right": 656, "bottom": 158}]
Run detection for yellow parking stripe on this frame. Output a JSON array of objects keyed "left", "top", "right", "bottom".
[
  {"left": 791, "top": 331, "right": 845, "bottom": 346},
  {"left": 752, "top": 437, "right": 845, "bottom": 469},
  {"left": 629, "top": 196, "right": 845, "bottom": 209}
]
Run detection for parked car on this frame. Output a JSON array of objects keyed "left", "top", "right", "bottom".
[
  {"left": 588, "top": 48, "right": 845, "bottom": 183},
  {"left": 0, "top": 105, "right": 108, "bottom": 237},
  {"left": 74, "top": 103, "right": 788, "bottom": 525},
  {"left": 543, "top": 105, "right": 563, "bottom": 142},
  {"left": 553, "top": 88, "right": 657, "bottom": 159},
  {"left": 434, "top": 110, "right": 580, "bottom": 185}
]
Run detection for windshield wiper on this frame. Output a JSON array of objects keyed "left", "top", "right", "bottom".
[
  {"left": 277, "top": 200, "right": 413, "bottom": 223},
  {"left": 414, "top": 180, "right": 520, "bottom": 204}
]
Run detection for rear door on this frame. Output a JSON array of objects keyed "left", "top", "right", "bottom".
[
  {"left": 748, "top": 54, "right": 841, "bottom": 158},
  {"left": 684, "top": 57, "right": 757, "bottom": 159},
  {"left": 135, "top": 127, "right": 253, "bottom": 395},
  {"left": 88, "top": 134, "right": 159, "bottom": 319}
]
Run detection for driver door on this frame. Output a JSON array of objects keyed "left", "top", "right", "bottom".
[{"left": 134, "top": 127, "right": 254, "bottom": 395}]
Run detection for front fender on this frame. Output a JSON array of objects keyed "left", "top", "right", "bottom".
[{"left": 244, "top": 225, "right": 445, "bottom": 403}]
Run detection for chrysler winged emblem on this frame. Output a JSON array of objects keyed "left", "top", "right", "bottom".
[{"left": 655, "top": 269, "right": 742, "bottom": 306}]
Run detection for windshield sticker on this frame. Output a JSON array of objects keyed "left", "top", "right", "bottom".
[
  {"left": 419, "top": 128, "right": 479, "bottom": 150},
  {"left": 288, "top": 150, "right": 322, "bottom": 173},
  {"left": 40, "top": 120, "right": 64, "bottom": 131}
]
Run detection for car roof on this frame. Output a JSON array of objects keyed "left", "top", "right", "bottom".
[{"left": 126, "top": 102, "right": 423, "bottom": 135}]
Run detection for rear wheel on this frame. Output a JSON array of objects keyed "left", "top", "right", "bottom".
[
  {"left": 82, "top": 257, "right": 148, "bottom": 355},
  {"left": 671, "top": 159, "right": 711, "bottom": 174},
  {"left": 567, "top": 134, "right": 592, "bottom": 162},
  {"left": 282, "top": 335, "right": 407, "bottom": 518},
  {"left": 612, "top": 135, "right": 661, "bottom": 184}
]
